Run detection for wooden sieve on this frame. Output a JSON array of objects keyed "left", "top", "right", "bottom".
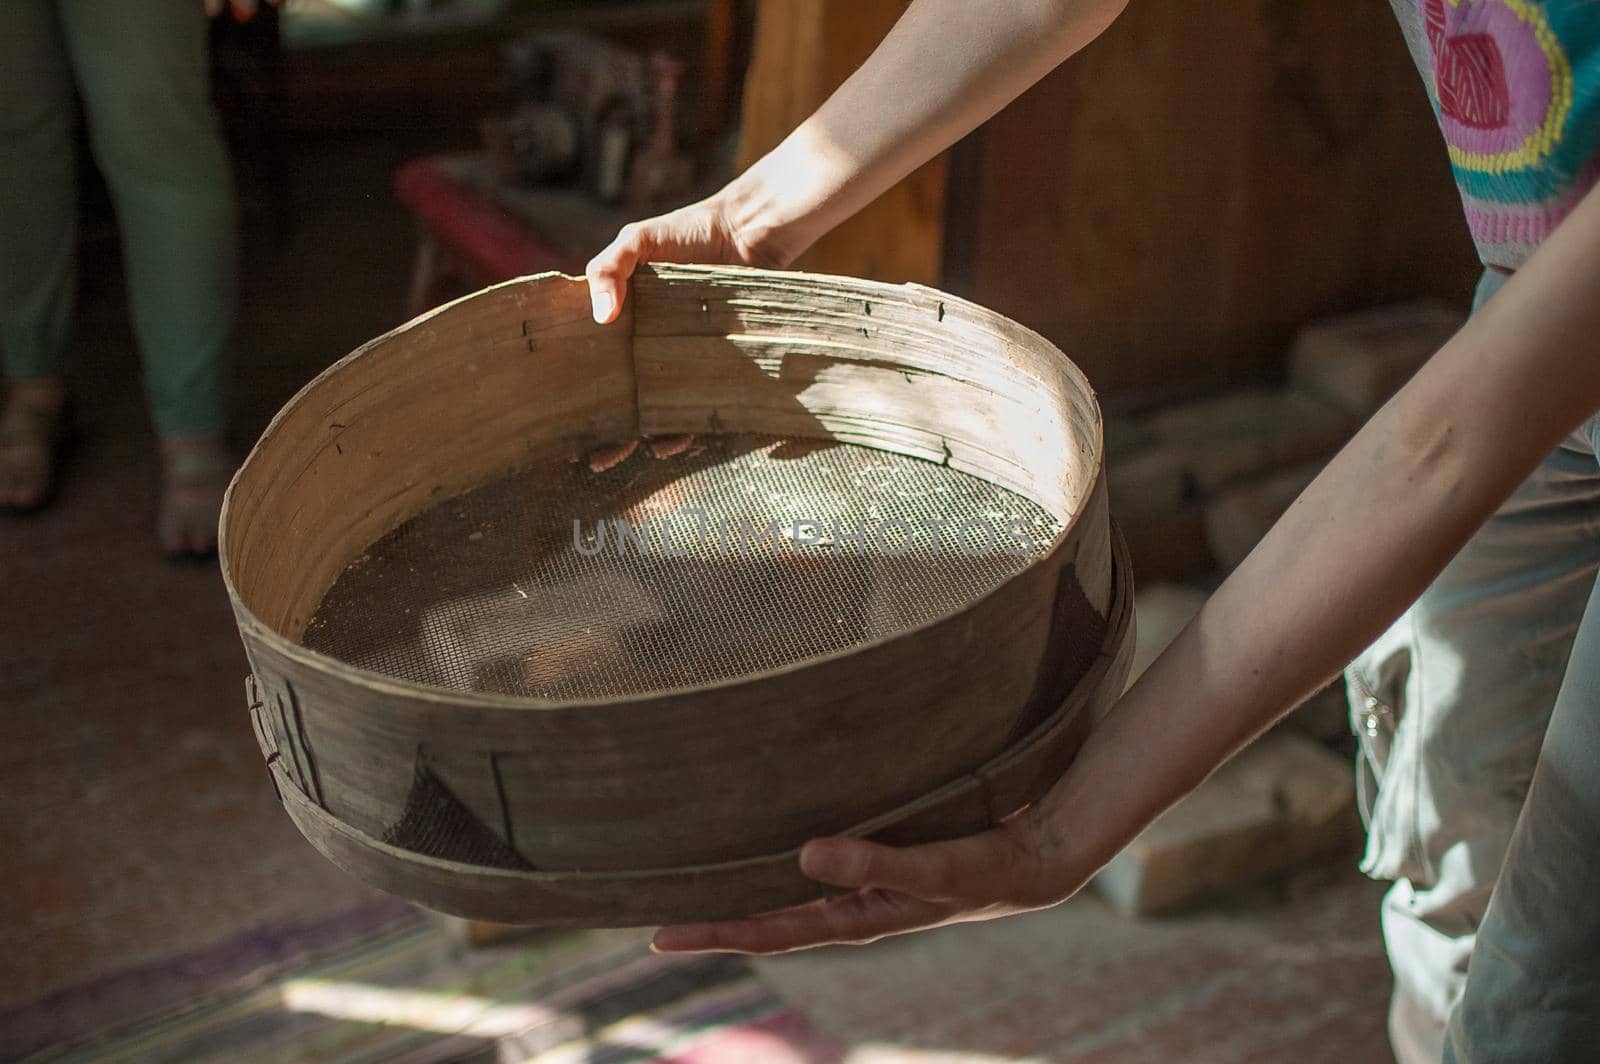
[{"left": 220, "top": 264, "right": 1133, "bottom": 927}]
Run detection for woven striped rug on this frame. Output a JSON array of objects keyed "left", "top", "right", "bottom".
[{"left": 18, "top": 912, "right": 845, "bottom": 1063}]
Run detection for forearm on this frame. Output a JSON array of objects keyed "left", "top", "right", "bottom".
[
  {"left": 1034, "top": 184, "right": 1600, "bottom": 876},
  {"left": 720, "top": 0, "right": 1127, "bottom": 262}
]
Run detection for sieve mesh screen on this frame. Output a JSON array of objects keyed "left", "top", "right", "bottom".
[{"left": 303, "top": 434, "right": 1061, "bottom": 700}]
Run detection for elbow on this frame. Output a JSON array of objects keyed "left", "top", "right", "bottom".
[
  {"left": 1390, "top": 412, "right": 1472, "bottom": 510},
  {"left": 1088, "top": 0, "right": 1132, "bottom": 28},
  {"left": 1077, "top": 0, "right": 1132, "bottom": 45},
  {"left": 1039, "top": 0, "right": 1130, "bottom": 41}
]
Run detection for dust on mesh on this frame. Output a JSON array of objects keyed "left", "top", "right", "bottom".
[{"left": 303, "top": 434, "right": 1061, "bottom": 700}]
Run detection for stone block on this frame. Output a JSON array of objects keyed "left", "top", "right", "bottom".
[
  {"left": 1108, "top": 443, "right": 1189, "bottom": 523},
  {"left": 1290, "top": 300, "right": 1465, "bottom": 417},
  {"left": 1278, "top": 681, "right": 1354, "bottom": 745},
  {"left": 1119, "top": 504, "right": 1215, "bottom": 584},
  {"left": 1109, "top": 388, "right": 1354, "bottom": 581},
  {"left": 1107, "top": 424, "right": 1213, "bottom": 582},
  {"left": 1141, "top": 389, "right": 1354, "bottom": 496},
  {"left": 1093, "top": 732, "right": 1357, "bottom": 916},
  {"left": 1126, "top": 582, "right": 1209, "bottom": 692},
  {"left": 1202, "top": 461, "right": 1322, "bottom": 570}
]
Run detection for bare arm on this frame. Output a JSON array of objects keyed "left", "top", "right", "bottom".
[
  {"left": 722, "top": 0, "right": 1128, "bottom": 260},
  {"left": 585, "top": 0, "right": 1128, "bottom": 321},
  {"left": 653, "top": 183, "right": 1600, "bottom": 954},
  {"left": 1032, "top": 185, "right": 1600, "bottom": 876}
]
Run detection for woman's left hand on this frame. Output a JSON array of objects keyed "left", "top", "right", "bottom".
[{"left": 651, "top": 808, "right": 1085, "bottom": 955}]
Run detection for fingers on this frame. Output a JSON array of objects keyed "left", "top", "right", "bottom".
[
  {"left": 585, "top": 224, "right": 648, "bottom": 325},
  {"left": 650, "top": 816, "right": 1066, "bottom": 955},
  {"left": 798, "top": 828, "right": 1033, "bottom": 904},
  {"left": 584, "top": 200, "right": 739, "bottom": 324},
  {"left": 653, "top": 889, "right": 955, "bottom": 955}
]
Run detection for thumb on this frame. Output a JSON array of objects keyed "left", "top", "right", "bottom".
[{"left": 585, "top": 224, "right": 648, "bottom": 325}]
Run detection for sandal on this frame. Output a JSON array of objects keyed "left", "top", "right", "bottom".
[
  {"left": 158, "top": 437, "right": 236, "bottom": 562},
  {"left": 0, "top": 396, "right": 71, "bottom": 515}
]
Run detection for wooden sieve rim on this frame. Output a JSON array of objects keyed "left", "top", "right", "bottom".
[{"left": 219, "top": 265, "right": 1109, "bottom": 711}]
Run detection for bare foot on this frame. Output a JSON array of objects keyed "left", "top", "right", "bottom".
[
  {"left": 0, "top": 379, "right": 68, "bottom": 512},
  {"left": 158, "top": 434, "right": 235, "bottom": 558}
]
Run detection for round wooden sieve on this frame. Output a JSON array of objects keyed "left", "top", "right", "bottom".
[{"left": 220, "top": 264, "right": 1132, "bottom": 926}]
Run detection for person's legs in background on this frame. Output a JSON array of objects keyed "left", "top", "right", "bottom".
[
  {"left": 1348, "top": 269, "right": 1600, "bottom": 1063},
  {"left": 57, "top": 0, "right": 239, "bottom": 554},
  {"left": 0, "top": 0, "right": 77, "bottom": 511}
]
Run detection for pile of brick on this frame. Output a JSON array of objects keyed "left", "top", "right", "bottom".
[
  {"left": 1110, "top": 299, "right": 1465, "bottom": 580},
  {"left": 1092, "top": 300, "right": 1464, "bottom": 916}
]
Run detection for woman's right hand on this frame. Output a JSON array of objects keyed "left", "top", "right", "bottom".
[{"left": 584, "top": 192, "right": 797, "bottom": 325}]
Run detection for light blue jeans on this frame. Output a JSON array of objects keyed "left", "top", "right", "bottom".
[{"left": 1349, "top": 269, "right": 1600, "bottom": 1062}]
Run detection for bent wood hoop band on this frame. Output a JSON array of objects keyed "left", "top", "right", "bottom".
[
  {"left": 258, "top": 530, "right": 1132, "bottom": 927},
  {"left": 221, "top": 264, "right": 1127, "bottom": 926}
]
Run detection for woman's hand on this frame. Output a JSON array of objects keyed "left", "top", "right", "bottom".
[
  {"left": 584, "top": 0, "right": 1127, "bottom": 326},
  {"left": 584, "top": 193, "right": 793, "bottom": 325},
  {"left": 652, "top": 807, "right": 1087, "bottom": 955}
]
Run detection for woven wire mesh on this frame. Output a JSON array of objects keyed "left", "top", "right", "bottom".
[{"left": 303, "top": 434, "right": 1061, "bottom": 700}]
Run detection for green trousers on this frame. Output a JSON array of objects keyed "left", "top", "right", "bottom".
[{"left": 0, "top": 0, "right": 237, "bottom": 437}]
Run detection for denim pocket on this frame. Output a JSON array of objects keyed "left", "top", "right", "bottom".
[
  {"left": 1347, "top": 663, "right": 1394, "bottom": 827},
  {"left": 1347, "top": 632, "right": 1421, "bottom": 882}
]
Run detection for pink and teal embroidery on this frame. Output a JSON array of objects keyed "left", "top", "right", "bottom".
[
  {"left": 1425, "top": 0, "right": 1567, "bottom": 169},
  {"left": 1401, "top": 0, "right": 1600, "bottom": 264}
]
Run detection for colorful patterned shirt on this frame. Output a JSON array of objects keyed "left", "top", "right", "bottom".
[{"left": 1390, "top": 0, "right": 1600, "bottom": 269}]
